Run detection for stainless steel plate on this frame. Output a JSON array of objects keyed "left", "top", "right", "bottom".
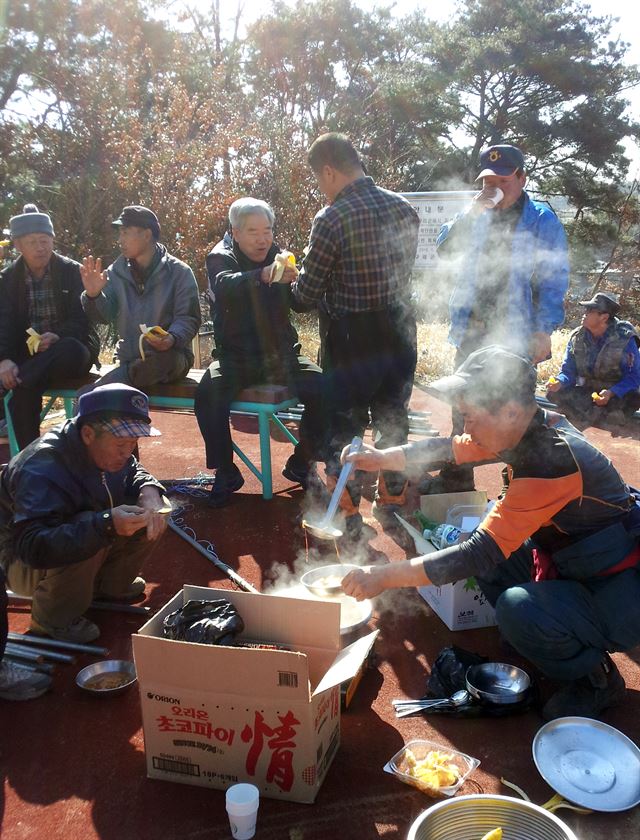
[{"left": 533, "top": 716, "right": 640, "bottom": 812}]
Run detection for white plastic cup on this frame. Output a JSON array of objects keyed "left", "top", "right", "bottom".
[
  {"left": 225, "top": 783, "right": 260, "bottom": 840},
  {"left": 484, "top": 186, "right": 504, "bottom": 207}
]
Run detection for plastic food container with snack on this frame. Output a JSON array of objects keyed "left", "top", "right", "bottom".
[{"left": 384, "top": 739, "right": 480, "bottom": 797}]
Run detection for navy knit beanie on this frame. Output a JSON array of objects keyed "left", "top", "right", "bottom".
[{"left": 9, "top": 204, "right": 55, "bottom": 239}]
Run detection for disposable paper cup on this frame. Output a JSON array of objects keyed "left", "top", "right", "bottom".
[
  {"left": 226, "top": 783, "right": 259, "bottom": 840},
  {"left": 485, "top": 187, "right": 504, "bottom": 207}
]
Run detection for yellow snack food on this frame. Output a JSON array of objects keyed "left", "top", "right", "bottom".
[
  {"left": 548, "top": 375, "right": 558, "bottom": 385},
  {"left": 26, "top": 327, "right": 41, "bottom": 355},
  {"left": 139, "top": 324, "right": 169, "bottom": 359},
  {"left": 592, "top": 392, "right": 600, "bottom": 401},
  {"left": 402, "top": 748, "right": 461, "bottom": 795},
  {"left": 269, "top": 250, "right": 297, "bottom": 283},
  {"left": 480, "top": 829, "right": 503, "bottom": 840}
]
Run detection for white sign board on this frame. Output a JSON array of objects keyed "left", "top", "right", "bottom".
[{"left": 401, "top": 191, "right": 476, "bottom": 269}]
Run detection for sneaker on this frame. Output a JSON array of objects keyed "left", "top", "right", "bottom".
[
  {"left": 0, "top": 419, "right": 8, "bottom": 442},
  {"left": 0, "top": 660, "right": 52, "bottom": 701},
  {"left": 542, "top": 654, "right": 626, "bottom": 721},
  {"left": 95, "top": 576, "right": 146, "bottom": 602},
  {"left": 207, "top": 464, "right": 245, "bottom": 508},
  {"left": 30, "top": 615, "right": 101, "bottom": 644},
  {"left": 282, "top": 456, "right": 318, "bottom": 489}
]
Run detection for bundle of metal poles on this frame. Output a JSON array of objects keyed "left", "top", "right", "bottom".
[{"left": 4, "top": 630, "right": 109, "bottom": 674}]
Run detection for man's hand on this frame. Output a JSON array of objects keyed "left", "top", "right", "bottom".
[
  {"left": 137, "top": 487, "right": 169, "bottom": 540},
  {"left": 529, "top": 332, "right": 552, "bottom": 365},
  {"left": 593, "top": 389, "right": 614, "bottom": 406},
  {"left": 339, "top": 441, "right": 406, "bottom": 473},
  {"left": 80, "top": 256, "right": 108, "bottom": 297},
  {"left": 143, "top": 331, "right": 175, "bottom": 353},
  {"left": 111, "top": 505, "right": 150, "bottom": 537},
  {"left": 261, "top": 262, "right": 298, "bottom": 285},
  {"left": 0, "top": 359, "right": 21, "bottom": 389},
  {"left": 36, "top": 332, "right": 60, "bottom": 353},
  {"left": 342, "top": 566, "right": 391, "bottom": 601}
]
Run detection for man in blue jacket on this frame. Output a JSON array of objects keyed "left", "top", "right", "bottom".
[
  {"left": 79, "top": 205, "right": 201, "bottom": 389},
  {"left": 547, "top": 292, "right": 640, "bottom": 427},
  {"left": 430, "top": 144, "right": 569, "bottom": 492},
  {"left": 0, "top": 384, "right": 167, "bottom": 643}
]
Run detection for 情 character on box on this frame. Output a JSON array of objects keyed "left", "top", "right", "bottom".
[
  {"left": 0, "top": 204, "right": 100, "bottom": 449},
  {"left": 341, "top": 345, "right": 640, "bottom": 721},
  {"left": 291, "top": 133, "right": 420, "bottom": 540},
  {"left": 194, "top": 197, "right": 326, "bottom": 508},
  {"left": 0, "top": 384, "right": 168, "bottom": 644},
  {"left": 429, "top": 144, "right": 569, "bottom": 494},
  {"left": 79, "top": 205, "right": 201, "bottom": 390},
  {"left": 546, "top": 291, "right": 640, "bottom": 428}
]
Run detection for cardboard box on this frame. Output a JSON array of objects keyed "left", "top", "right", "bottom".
[
  {"left": 414, "top": 492, "right": 497, "bottom": 631},
  {"left": 133, "top": 585, "right": 377, "bottom": 803}
]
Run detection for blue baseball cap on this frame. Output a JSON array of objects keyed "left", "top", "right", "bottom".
[
  {"left": 476, "top": 144, "right": 525, "bottom": 179},
  {"left": 77, "top": 384, "right": 160, "bottom": 437}
]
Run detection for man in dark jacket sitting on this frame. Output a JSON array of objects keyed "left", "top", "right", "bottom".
[
  {"left": 195, "top": 198, "right": 325, "bottom": 507},
  {"left": 547, "top": 292, "right": 640, "bottom": 427},
  {"left": 0, "top": 384, "right": 167, "bottom": 643},
  {"left": 0, "top": 204, "right": 100, "bottom": 448}
]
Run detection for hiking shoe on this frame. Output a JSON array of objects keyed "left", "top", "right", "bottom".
[
  {"left": 30, "top": 616, "right": 101, "bottom": 644},
  {"left": 207, "top": 464, "right": 245, "bottom": 508},
  {"left": 0, "top": 660, "right": 52, "bottom": 701},
  {"left": 95, "top": 576, "right": 146, "bottom": 602},
  {"left": 282, "top": 456, "right": 319, "bottom": 490},
  {"left": 542, "top": 654, "right": 626, "bottom": 721}
]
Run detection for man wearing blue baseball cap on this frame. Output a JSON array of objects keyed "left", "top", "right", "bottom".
[
  {"left": 0, "top": 383, "right": 167, "bottom": 644},
  {"left": 426, "top": 143, "right": 569, "bottom": 493}
]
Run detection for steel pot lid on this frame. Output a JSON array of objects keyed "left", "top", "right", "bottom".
[{"left": 533, "top": 716, "right": 640, "bottom": 812}]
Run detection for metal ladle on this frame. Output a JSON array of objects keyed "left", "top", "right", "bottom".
[
  {"left": 302, "top": 436, "right": 363, "bottom": 540},
  {"left": 393, "top": 689, "right": 471, "bottom": 718}
]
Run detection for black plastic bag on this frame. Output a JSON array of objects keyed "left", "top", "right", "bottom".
[
  {"left": 162, "top": 598, "right": 244, "bottom": 645},
  {"left": 427, "top": 645, "right": 487, "bottom": 698}
]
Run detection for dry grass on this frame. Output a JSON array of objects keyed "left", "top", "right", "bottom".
[{"left": 292, "top": 313, "right": 570, "bottom": 385}]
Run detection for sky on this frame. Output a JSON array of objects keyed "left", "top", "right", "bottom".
[{"left": 180, "top": 0, "right": 640, "bottom": 171}]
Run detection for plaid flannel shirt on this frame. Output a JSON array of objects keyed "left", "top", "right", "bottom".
[
  {"left": 25, "top": 266, "right": 57, "bottom": 334},
  {"left": 292, "top": 177, "right": 419, "bottom": 317}
]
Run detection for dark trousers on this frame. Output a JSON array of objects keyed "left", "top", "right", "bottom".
[
  {"left": 194, "top": 355, "right": 326, "bottom": 470},
  {"left": 0, "top": 565, "right": 7, "bottom": 660},
  {"left": 553, "top": 385, "right": 640, "bottom": 426},
  {"left": 8, "top": 337, "right": 91, "bottom": 449},
  {"left": 324, "top": 307, "right": 417, "bottom": 504},
  {"left": 91, "top": 349, "right": 190, "bottom": 390}
]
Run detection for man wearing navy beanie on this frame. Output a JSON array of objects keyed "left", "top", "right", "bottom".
[{"left": 0, "top": 204, "right": 99, "bottom": 447}]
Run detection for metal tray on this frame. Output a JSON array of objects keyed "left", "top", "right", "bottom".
[{"left": 533, "top": 716, "right": 640, "bottom": 812}]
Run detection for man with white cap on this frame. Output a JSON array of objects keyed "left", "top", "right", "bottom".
[
  {"left": 0, "top": 204, "right": 100, "bottom": 448},
  {"left": 547, "top": 291, "right": 640, "bottom": 427},
  {"left": 428, "top": 143, "right": 569, "bottom": 493},
  {"left": 0, "top": 383, "right": 167, "bottom": 643}
]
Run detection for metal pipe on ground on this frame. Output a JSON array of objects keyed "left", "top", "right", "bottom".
[
  {"left": 5, "top": 640, "right": 75, "bottom": 664},
  {"left": 7, "top": 632, "right": 108, "bottom": 657},
  {"left": 167, "top": 518, "right": 259, "bottom": 594},
  {"left": 6, "top": 590, "right": 150, "bottom": 615},
  {"left": 4, "top": 643, "right": 44, "bottom": 663}
]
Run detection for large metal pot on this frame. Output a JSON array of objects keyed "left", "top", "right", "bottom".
[{"left": 407, "top": 793, "right": 578, "bottom": 840}]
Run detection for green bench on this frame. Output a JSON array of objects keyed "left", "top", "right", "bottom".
[{"left": 3, "top": 368, "right": 299, "bottom": 500}]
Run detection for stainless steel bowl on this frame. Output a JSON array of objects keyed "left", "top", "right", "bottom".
[
  {"left": 465, "top": 662, "right": 531, "bottom": 705},
  {"left": 300, "top": 564, "right": 359, "bottom": 597},
  {"left": 76, "top": 659, "right": 137, "bottom": 697},
  {"left": 407, "top": 794, "right": 578, "bottom": 840}
]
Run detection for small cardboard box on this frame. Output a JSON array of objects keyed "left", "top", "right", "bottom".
[
  {"left": 416, "top": 492, "right": 497, "bottom": 631},
  {"left": 133, "top": 585, "right": 377, "bottom": 803}
]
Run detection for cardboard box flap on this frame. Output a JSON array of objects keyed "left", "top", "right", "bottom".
[
  {"left": 133, "top": 632, "right": 312, "bottom": 701},
  {"left": 420, "top": 491, "right": 487, "bottom": 525},
  {"left": 182, "top": 585, "right": 342, "bottom": 651},
  {"left": 312, "top": 630, "right": 379, "bottom": 697},
  {"left": 395, "top": 514, "right": 437, "bottom": 556}
]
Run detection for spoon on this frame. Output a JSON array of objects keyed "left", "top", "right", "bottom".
[{"left": 394, "top": 689, "right": 471, "bottom": 717}]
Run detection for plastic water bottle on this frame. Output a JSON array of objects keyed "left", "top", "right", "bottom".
[{"left": 423, "top": 523, "right": 462, "bottom": 549}]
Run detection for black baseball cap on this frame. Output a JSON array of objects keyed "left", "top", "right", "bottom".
[
  {"left": 578, "top": 292, "right": 620, "bottom": 316},
  {"left": 112, "top": 205, "right": 161, "bottom": 239},
  {"left": 427, "top": 345, "right": 537, "bottom": 407},
  {"left": 476, "top": 144, "right": 525, "bottom": 179}
]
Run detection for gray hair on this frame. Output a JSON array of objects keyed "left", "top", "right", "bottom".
[{"left": 228, "top": 197, "right": 275, "bottom": 230}]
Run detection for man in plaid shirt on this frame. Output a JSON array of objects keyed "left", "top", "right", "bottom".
[{"left": 292, "top": 133, "right": 420, "bottom": 540}]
